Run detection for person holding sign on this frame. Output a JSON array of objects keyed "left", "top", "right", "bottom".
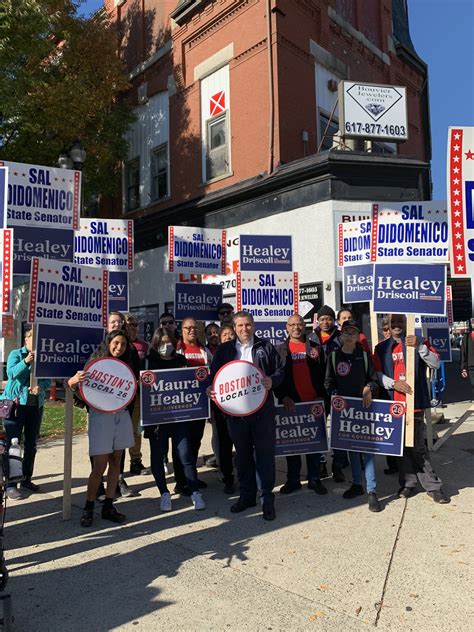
[
  {"left": 460, "top": 321, "right": 474, "bottom": 393},
  {"left": 373, "top": 315, "right": 449, "bottom": 503},
  {"left": 68, "top": 330, "right": 138, "bottom": 527},
  {"left": 209, "top": 311, "right": 284, "bottom": 521},
  {"left": 274, "top": 315, "right": 328, "bottom": 495},
  {"left": 143, "top": 328, "right": 206, "bottom": 512},
  {"left": 1, "top": 328, "right": 51, "bottom": 499},
  {"left": 325, "top": 320, "right": 381, "bottom": 512}
]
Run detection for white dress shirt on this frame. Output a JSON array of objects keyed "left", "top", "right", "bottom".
[{"left": 235, "top": 336, "right": 254, "bottom": 362}]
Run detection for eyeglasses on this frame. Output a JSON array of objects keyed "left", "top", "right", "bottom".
[
  {"left": 161, "top": 320, "right": 175, "bottom": 325},
  {"left": 182, "top": 326, "right": 197, "bottom": 331},
  {"left": 218, "top": 310, "right": 232, "bottom": 315}
]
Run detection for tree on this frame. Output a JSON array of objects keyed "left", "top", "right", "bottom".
[{"left": 0, "top": 0, "right": 134, "bottom": 204}]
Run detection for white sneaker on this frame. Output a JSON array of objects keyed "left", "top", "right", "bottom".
[
  {"left": 191, "top": 491, "right": 206, "bottom": 511},
  {"left": 160, "top": 492, "right": 172, "bottom": 512}
]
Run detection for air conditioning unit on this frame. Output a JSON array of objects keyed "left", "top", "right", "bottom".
[{"left": 138, "top": 82, "right": 149, "bottom": 105}]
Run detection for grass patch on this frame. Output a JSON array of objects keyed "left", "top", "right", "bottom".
[{"left": 40, "top": 401, "right": 87, "bottom": 440}]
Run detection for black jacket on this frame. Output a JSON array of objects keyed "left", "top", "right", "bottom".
[
  {"left": 309, "top": 326, "right": 341, "bottom": 359},
  {"left": 460, "top": 333, "right": 474, "bottom": 371},
  {"left": 142, "top": 350, "right": 188, "bottom": 438},
  {"left": 274, "top": 336, "right": 327, "bottom": 405},
  {"left": 210, "top": 335, "right": 284, "bottom": 415},
  {"left": 324, "top": 345, "right": 378, "bottom": 399}
]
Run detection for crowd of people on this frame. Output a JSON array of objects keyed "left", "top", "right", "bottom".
[{"left": 1, "top": 301, "right": 458, "bottom": 527}]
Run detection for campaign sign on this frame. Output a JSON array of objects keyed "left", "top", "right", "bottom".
[
  {"left": 447, "top": 127, "right": 474, "bottom": 278},
  {"left": 140, "top": 366, "right": 210, "bottom": 425},
  {"left": 371, "top": 201, "right": 449, "bottom": 264},
  {"left": 329, "top": 396, "right": 405, "bottom": 457},
  {"left": 446, "top": 285, "right": 453, "bottom": 326},
  {"left": 237, "top": 272, "right": 298, "bottom": 322},
  {"left": 0, "top": 167, "right": 7, "bottom": 228},
  {"left": 275, "top": 401, "right": 328, "bottom": 457},
  {"left": 11, "top": 224, "right": 74, "bottom": 275},
  {"left": 239, "top": 235, "right": 292, "bottom": 271},
  {"left": 343, "top": 264, "right": 373, "bottom": 304},
  {"left": 425, "top": 327, "right": 451, "bottom": 363},
  {"left": 0, "top": 229, "right": 13, "bottom": 313},
  {"left": 337, "top": 220, "right": 371, "bottom": 267},
  {"left": 108, "top": 271, "right": 129, "bottom": 312},
  {"left": 74, "top": 219, "right": 134, "bottom": 271},
  {"left": 2, "top": 160, "right": 80, "bottom": 274},
  {"left": 80, "top": 357, "right": 137, "bottom": 413},
  {"left": 212, "top": 360, "right": 267, "bottom": 416},
  {"left": 174, "top": 282, "right": 222, "bottom": 320},
  {"left": 372, "top": 263, "right": 446, "bottom": 316},
  {"left": 168, "top": 226, "right": 226, "bottom": 275},
  {"left": 28, "top": 257, "right": 108, "bottom": 327},
  {"left": 34, "top": 324, "right": 104, "bottom": 378},
  {"left": 254, "top": 321, "right": 287, "bottom": 346}
]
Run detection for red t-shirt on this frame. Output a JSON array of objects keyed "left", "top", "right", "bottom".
[
  {"left": 289, "top": 341, "right": 318, "bottom": 402},
  {"left": 390, "top": 341, "right": 407, "bottom": 403},
  {"left": 180, "top": 343, "right": 206, "bottom": 367},
  {"left": 133, "top": 338, "right": 149, "bottom": 360}
]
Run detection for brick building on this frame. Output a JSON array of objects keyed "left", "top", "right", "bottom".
[{"left": 104, "top": 0, "right": 449, "bottom": 331}]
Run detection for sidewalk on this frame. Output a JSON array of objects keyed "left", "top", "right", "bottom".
[{"left": 3, "top": 399, "right": 473, "bottom": 631}]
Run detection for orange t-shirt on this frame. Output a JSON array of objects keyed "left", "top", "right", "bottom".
[
  {"left": 289, "top": 341, "right": 318, "bottom": 402},
  {"left": 319, "top": 331, "right": 331, "bottom": 344}
]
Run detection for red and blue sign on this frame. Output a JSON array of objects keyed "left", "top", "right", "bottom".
[
  {"left": 329, "top": 396, "right": 405, "bottom": 457},
  {"left": 239, "top": 235, "right": 292, "bottom": 272},
  {"left": 254, "top": 321, "right": 287, "bottom": 346},
  {"left": 275, "top": 401, "right": 328, "bottom": 457},
  {"left": 140, "top": 366, "right": 210, "bottom": 425},
  {"left": 372, "top": 263, "right": 446, "bottom": 316},
  {"left": 174, "top": 282, "right": 223, "bottom": 321},
  {"left": 0, "top": 167, "right": 7, "bottom": 228}
]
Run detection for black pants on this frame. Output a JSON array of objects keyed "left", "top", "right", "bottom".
[
  {"left": 399, "top": 412, "right": 442, "bottom": 492},
  {"left": 173, "top": 418, "right": 206, "bottom": 488},
  {"left": 4, "top": 405, "right": 43, "bottom": 485},
  {"left": 213, "top": 404, "right": 234, "bottom": 483}
]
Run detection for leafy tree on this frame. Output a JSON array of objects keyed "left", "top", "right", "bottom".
[{"left": 0, "top": 0, "right": 134, "bottom": 204}]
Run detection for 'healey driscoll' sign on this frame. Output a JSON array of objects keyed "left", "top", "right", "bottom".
[
  {"left": 342, "top": 264, "right": 373, "bottom": 304},
  {"left": 168, "top": 226, "right": 226, "bottom": 275},
  {"left": 329, "top": 396, "right": 405, "bottom": 457},
  {"left": 74, "top": 219, "right": 134, "bottom": 271},
  {"left": 34, "top": 324, "right": 104, "bottom": 379},
  {"left": 337, "top": 220, "right": 371, "bottom": 267},
  {"left": 254, "top": 321, "right": 287, "bottom": 346},
  {"left": 28, "top": 258, "right": 108, "bottom": 327},
  {"left": 239, "top": 235, "right": 292, "bottom": 271},
  {"left": 212, "top": 360, "right": 267, "bottom": 416},
  {"left": 371, "top": 202, "right": 449, "bottom": 264},
  {"left": 1, "top": 161, "right": 80, "bottom": 274},
  {"left": 80, "top": 357, "right": 137, "bottom": 413},
  {"left": 372, "top": 263, "right": 446, "bottom": 316},
  {"left": 237, "top": 272, "right": 298, "bottom": 322},
  {"left": 275, "top": 401, "right": 328, "bottom": 457},
  {"left": 140, "top": 366, "right": 210, "bottom": 425},
  {"left": 108, "top": 271, "right": 129, "bottom": 312},
  {"left": 174, "top": 282, "right": 223, "bottom": 321}
]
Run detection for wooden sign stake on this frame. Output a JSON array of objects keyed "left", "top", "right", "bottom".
[
  {"left": 405, "top": 313, "right": 415, "bottom": 448},
  {"left": 62, "top": 387, "right": 74, "bottom": 520}
]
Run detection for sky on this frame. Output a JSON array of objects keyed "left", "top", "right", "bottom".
[{"left": 80, "top": 0, "right": 473, "bottom": 200}]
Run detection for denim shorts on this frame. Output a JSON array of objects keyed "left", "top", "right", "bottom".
[{"left": 88, "top": 408, "right": 134, "bottom": 456}]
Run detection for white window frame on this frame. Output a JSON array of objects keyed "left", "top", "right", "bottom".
[
  {"left": 150, "top": 142, "right": 169, "bottom": 202},
  {"left": 205, "top": 111, "right": 231, "bottom": 183}
]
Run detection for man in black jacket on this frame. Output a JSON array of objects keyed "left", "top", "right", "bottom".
[
  {"left": 209, "top": 311, "right": 284, "bottom": 520},
  {"left": 275, "top": 315, "right": 328, "bottom": 495}
]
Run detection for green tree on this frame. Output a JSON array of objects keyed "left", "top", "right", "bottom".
[{"left": 0, "top": 0, "right": 134, "bottom": 204}]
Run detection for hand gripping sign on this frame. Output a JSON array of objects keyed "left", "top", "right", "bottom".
[
  {"left": 79, "top": 357, "right": 137, "bottom": 413},
  {"left": 212, "top": 360, "right": 268, "bottom": 416}
]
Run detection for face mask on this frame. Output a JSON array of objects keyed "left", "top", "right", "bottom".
[{"left": 159, "top": 343, "right": 174, "bottom": 356}]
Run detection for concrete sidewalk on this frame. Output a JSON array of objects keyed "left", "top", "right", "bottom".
[{"left": 2, "top": 400, "right": 473, "bottom": 631}]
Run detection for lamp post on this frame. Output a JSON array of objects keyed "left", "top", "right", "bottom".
[{"left": 58, "top": 139, "right": 87, "bottom": 215}]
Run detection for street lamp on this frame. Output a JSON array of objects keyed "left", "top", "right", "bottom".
[{"left": 57, "top": 140, "right": 86, "bottom": 171}]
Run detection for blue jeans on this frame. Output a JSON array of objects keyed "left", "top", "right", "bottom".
[
  {"left": 148, "top": 422, "right": 198, "bottom": 494},
  {"left": 4, "top": 405, "right": 43, "bottom": 486},
  {"left": 286, "top": 453, "right": 321, "bottom": 482},
  {"left": 349, "top": 451, "right": 376, "bottom": 492}
]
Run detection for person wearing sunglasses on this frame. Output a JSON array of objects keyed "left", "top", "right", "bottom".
[
  {"left": 159, "top": 313, "right": 178, "bottom": 338},
  {"left": 217, "top": 303, "right": 234, "bottom": 325},
  {"left": 174, "top": 317, "right": 213, "bottom": 494}
]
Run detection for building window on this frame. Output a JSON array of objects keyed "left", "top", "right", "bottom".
[
  {"left": 318, "top": 111, "right": 340, "bottom": 151},
  {"left": 125, "top": 157, "right": 140, "bottom": 211},
  {"left": 151, "top": 144, "right": 168, "bottom": 201},
  {"left": 206, "top": 113, "right": 230, "bottom": 181}
]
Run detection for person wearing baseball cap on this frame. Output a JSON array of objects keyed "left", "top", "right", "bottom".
[{"left": 325, "top": 319, "right": 381, "bottom": 512}]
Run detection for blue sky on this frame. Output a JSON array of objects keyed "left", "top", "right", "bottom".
[{"left": 80, "top": 0, "right": 473, "bottom": 200}]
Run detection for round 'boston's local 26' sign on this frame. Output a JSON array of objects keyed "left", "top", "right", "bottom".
[
  {"left": 80, "top": 357, "right": 137, "bottom": 413},
  {"left": 212, "top": 360, "right": 268, "bottom": 416}
]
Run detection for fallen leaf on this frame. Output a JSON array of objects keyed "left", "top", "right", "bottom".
[
  {"left": 355, "top": 606, "right": 362, "bottom": 616},
  {"left": 409, "top": 593, "right": 419, "bottom": 598},
  {"left": 319, "top": 584, "right": 329, "bottom": 590},
  {"left": 449, "top": 549, "right": 461, "bottom": 554},
  {"left": 308, "top": 612, "right": 326, "bottom": 622}
]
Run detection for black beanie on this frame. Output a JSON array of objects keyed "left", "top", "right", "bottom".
[{"left": 317, "top": 305, "right": 336, "bottom": 320}]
